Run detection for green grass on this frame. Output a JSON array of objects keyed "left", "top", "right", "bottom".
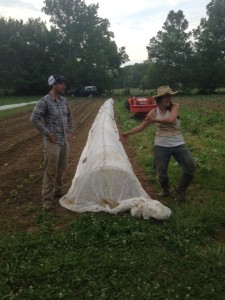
[
  {"left": 0, "top": 95, "right": 225, "bottom": 299},
  {"left": 1, "top": 211, "right": 225, "bottom": 299},
  {"left": 0, "top": 96, "right": 40, "bottom": 118},
  {"left": 0, "top": 96, "right": 82, "bottom": 118},
  {"left": 0, "top": 105, "right": 36, "bottom": 118},
  {"left": 0, "top": 96, "right": 40, "bottom": 106}
]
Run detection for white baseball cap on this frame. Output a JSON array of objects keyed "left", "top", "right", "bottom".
[{"left": 48, "top": 74, "right": 65, "bottom": 86}]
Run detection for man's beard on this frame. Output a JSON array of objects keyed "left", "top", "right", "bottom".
[{"left": 57, "top": 89, "right": 65, "bottom": 95}]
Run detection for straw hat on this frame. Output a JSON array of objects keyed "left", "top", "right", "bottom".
[{"left": 153, "top": 86, "right": 178, "bottom": 98}]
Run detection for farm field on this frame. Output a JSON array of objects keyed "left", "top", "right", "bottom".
[
  {"left": 0, "top": 96, "right": 160, "bottom": 232},
  {"left": 0, "top": 95, "right": 225, "bottom": 299},
  {"left": 0, "top": 97, "right": 106, "bottom": 230}
]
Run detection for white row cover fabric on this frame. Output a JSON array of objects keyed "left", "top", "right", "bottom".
[
  {"left": 60, "top": 98, "right": 171, "bottom": 220},
  {"left": 0, "top": 101, "right": 37, "bottom": 111}
]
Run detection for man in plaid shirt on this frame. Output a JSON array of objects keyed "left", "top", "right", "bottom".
[{"left": 30, "top": 74, "right": 74, "bottom": 211}]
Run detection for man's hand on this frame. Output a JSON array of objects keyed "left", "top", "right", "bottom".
[
  {"left": 47, "top": 133, "right": 58, "bottom": 144},
  {"left": 67, "top": 132, "right": 74, "bottom": 142}
]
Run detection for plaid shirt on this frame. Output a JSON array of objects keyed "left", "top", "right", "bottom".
[{"left": 30, "top": 93, "right": 74, "bottom": 145}]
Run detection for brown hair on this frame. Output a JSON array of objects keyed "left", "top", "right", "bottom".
[{"left": 156, "top": 95, "right": 172, "bottom": 111}]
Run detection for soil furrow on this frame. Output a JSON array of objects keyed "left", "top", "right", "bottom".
[
  {"left": 0, "top": 99, "right": 104, "bottom": 210},
  {"left": 0, "top": 97, "right": 157, "bottom": 232}
]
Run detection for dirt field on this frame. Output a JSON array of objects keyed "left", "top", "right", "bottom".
[{"left": 0, "top": 98, "right": 158, "bottom": 232}]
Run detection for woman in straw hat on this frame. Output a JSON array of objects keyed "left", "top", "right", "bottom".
[{"left": 120, "top": 86, "right": 196, "bottom": 203}]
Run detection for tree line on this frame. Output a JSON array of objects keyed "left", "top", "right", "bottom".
[
  {"left": 0, "top": 0, "right": 129, "bottom": 95},
  {"left": 117, "top": 0, "right": 225, "bottom": 94},
  {"left": 0, "top": 0, "right": 224, "bottom": 95}
]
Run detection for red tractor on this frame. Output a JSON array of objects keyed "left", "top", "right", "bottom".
[{"left": 125, "top": 96, "right": 157, "bottom": 115}]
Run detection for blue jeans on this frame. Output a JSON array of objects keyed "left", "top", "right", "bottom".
[{"left": 154, "top": 144, "right": 196, "bottom": 188}]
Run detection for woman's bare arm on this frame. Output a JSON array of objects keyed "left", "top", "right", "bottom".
[{"left": 119, "top": 109, "right": 156, "bottom": 140}]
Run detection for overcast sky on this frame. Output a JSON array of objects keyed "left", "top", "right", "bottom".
[{"left": 0, "top": 0, "right": 210, "bottom": 64}]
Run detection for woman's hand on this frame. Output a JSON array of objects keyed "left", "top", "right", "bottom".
[{"left": 119, "top": 133, "right": 129, "bottom": 141}]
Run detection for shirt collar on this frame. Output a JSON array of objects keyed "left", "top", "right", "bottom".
[{"left": 48, "top": 93, "right": 62, "bottom": 102}]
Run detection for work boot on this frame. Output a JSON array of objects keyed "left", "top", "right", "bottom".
[
  {"left": 42, "top": 200, "right": 52, "bottom": 211},
  {"left": 175, "top": 173, "right": 194, "bottom": 203},
  {"left": 158, "top": 178, "right": 171, "bottom": 197},
  {"left": 158, "top": 190, "right": 171, "bottom": 197},
  {"left": 54, "top": 191, "right": 65, "bottom": 198}
]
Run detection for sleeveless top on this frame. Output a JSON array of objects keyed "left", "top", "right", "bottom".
[{"left": 154, "top": 107, "right": 185, "bottom": 147}]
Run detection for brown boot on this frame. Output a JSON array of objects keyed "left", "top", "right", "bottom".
[{"left": 175, "top": 173, "right": 194, "bottom": 203}]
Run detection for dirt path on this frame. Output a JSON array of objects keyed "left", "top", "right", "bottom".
[{"left": 0, "top": 98, "right": 157, "bottom": 232}]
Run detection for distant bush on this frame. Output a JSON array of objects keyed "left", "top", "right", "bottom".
[
  {"left": 113, "top": 88, "right": 154, "bottom": 97},
  {"left": 0, "top": 89, "right": 15, "bottom": 97}
]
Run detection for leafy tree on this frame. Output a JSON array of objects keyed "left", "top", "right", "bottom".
[
  {"left": 0, "top": 17, "right": 55, "bottom": 94},
  {"left": 115, "top": 63, "right": 150, "bottom": 89},
  {"left": 0, "top": 18, "right": 24, "bottom": 89},
  {"left": 0, "top": 1, "right": 128, "bottom": 95},
  {"left": 146, "top": 10, "right": 193, "bottom": 91},
  {"left": 42, "top": 0, "right": 129, "bottom": 91},
  {"left": 193, "top": 0, "right": 225, "bottom": 93}
]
